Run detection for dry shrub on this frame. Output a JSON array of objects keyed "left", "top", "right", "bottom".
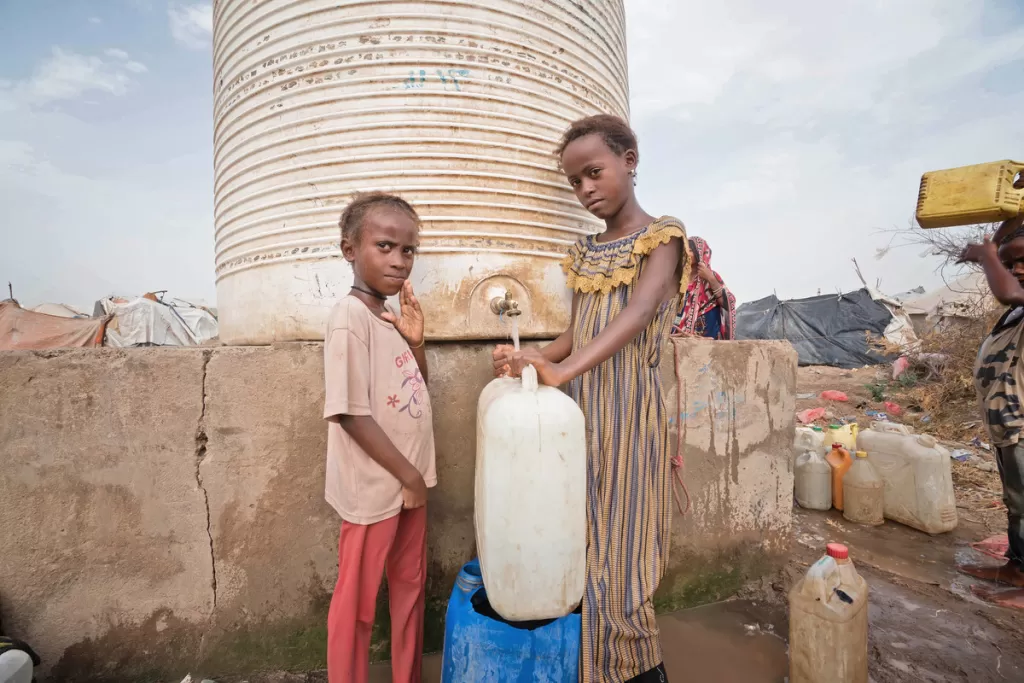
[{"left": 901, "top": 303, "right": 1002, "bottom": 440}]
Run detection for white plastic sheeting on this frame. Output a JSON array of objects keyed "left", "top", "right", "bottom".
[
  {"left": 900, "top": 271, "right": 994, "bottom": 331},
  {"left": 868, "top": 288, "right": 920, "bottom": 350},
  {"left": 98, "top": 297, "right": 218, "bottom": 347},
  {"left": 28, "top": 303, "right": 88, "bottom": 318}
]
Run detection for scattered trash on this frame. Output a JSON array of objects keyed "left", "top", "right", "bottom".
[
  {"left": 797, "top": 408, "right": 827, "bottom": 424},
  {"left": 797, "top": 392, "right": 817, "bottom": 400},
  {"left": 921, "top": 415, "right": 932, "bottom": 423},
  {"left": 820, "top": 390, "right": 849, "bottom": 402},
  {"left": 892, "top": 355, "right": 910, "bottom": 379},
  {"left": 970, "top": 461, "right": 998, "bottom": 473},
  {"left": 884, "top": 401, "right": 903, "bottom": 416},
  {"left": 865, "top": 410, "right": 889, "bottom": 421},
  {"left": 971, "top": 437, "right": 991, "bottom": 451},
  {"left": 950, "top": 449, "right": 972, "bottom": 462}
]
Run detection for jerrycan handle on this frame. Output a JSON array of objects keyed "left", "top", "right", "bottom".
[{"left": 521, "top": 364, "right": 539, "bottom": 392}]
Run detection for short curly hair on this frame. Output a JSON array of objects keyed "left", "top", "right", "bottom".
[
  {"left": 338, "top": 192, "right": 420, "bottom": 245},
  {"left": 555, "top": 114, "right": 638, "bottom": 158}
]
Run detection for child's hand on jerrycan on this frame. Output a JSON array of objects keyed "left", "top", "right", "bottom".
[{"left": 492, "top": 344, "right": 514, "bottom": 378}]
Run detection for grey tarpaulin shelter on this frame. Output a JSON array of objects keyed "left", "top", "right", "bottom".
[{"left": 736, "top": 288, "right": 916, "bottom": 368}]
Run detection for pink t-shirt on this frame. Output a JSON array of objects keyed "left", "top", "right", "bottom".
[{"left": 323, "top": 296, "right": 437, "bottom": 525}]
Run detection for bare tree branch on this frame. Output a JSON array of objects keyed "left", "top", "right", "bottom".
[{"left": 878, "top": 213, "right": 999, "bottom": 288}]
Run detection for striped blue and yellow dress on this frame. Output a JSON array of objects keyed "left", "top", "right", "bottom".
[{"left": 562, "top": 216, "right": 691, "bottom": 683}]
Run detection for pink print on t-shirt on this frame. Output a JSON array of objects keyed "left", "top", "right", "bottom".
[{"left": 398, "top": 366, "right": 426, "bottom": 419}]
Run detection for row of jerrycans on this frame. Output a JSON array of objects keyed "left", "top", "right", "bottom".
[{"left": 794, "top": 422, "right": 957, "bottom": 534}]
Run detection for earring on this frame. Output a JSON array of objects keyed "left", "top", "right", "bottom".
[{"left": 629, "top": 169, "right": 637, "bottom": 186}]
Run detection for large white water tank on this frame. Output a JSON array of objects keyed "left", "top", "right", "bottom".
[{"left": 213, "top": 0, "right": 628, "bottom": 344}]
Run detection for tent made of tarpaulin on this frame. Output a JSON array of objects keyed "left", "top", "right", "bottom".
[
  {"left": 736, "top": 288, "right": 916, "bottom": 368},
  {"left": 97, "top": 296, "right": 218, "bottom": 347},
  {"left": 899, "top": 271, "right": 995, "bottom": 335},
  {"left": 28, "top": 303, "right": 88, "bottom": 318},
  {"left": 0, "top": 300, "right": 109, "bottom": 350}
]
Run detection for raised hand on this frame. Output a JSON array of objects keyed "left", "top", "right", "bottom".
[{"left": 382, "top": 280, "right": 424, "bottom": 347}]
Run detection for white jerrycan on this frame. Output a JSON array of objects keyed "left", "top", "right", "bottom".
[
  {"left": 475, "top": 365, "right": 587, "bottom": 621},
  {"left": 789, "top": 544, "right": 869, "bottom": 683},
  {"left": 795, "top": 450, "right": 832, "bottom": 511},
  {"left": 856, "top": 430, "right": 957, "bottom": 534}
]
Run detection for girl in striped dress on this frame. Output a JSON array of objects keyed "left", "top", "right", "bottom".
[{"left": 494, "top": 114, "right": 692, "bottom": 682}]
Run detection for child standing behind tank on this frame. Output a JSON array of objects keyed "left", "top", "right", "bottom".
[
  {"left": 959, "top": 214, "right": 1024, "bottom": 602},
  {"left": 494, "top": 115, "right": 693, "bottom": 683},
  {"left": 323, "top": 193, "right": 436, "bottom": 683}
]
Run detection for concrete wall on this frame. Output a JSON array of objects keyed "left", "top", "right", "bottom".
[{"left": 0, "top": 339, "right": 795, "bottom": 681}]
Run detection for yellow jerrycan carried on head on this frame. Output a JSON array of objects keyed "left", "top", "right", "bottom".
[{"left": 916, "top": 160, "right": 1024, "bottom": 229}]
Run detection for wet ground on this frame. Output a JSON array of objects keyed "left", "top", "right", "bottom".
[
  {"left": 362, "top": 507, "right": 1024, "bottom": 683},
  {"left": 365, "top": 598, "right": 790, "bottom": 683},
  {"left": 228, "top": 366, "right": 1024, "bottom": 682},
  {"left": 229, "top": 515, "right": 1023, "bottom": 683},
  {"left": 781, "top": 507, "right": 1024, "bottom": 683}
]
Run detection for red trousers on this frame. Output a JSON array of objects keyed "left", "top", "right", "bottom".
[{"left": 327, "top": 507, "right": 427, "bottom": 683}]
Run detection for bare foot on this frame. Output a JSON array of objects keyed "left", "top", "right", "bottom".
[
  {"left": 959, "top": 562, "right": 1024, "bottom": 587},
  {"left": 971, "top": 585, "right": 1024, "bottom": 609}
]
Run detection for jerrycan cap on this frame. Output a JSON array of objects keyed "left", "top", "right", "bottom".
[
  {"left": 855, "top": 450, "right": 868, "bottom": 458},
  {"left": 826, "top": 543, "right": 849, "bottom": 560},
  {"left": 917, "top": 434, "right": 937, "bottom": 448},
  {"left": 811, "top": 426, "right": 823, "bottom": 432}
]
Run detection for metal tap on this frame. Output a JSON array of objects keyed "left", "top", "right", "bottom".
[{"left": 489, "top": 290, "right": 522, "bottom": 317}]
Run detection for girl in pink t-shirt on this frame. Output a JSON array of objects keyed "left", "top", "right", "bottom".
[{"left": 323, "top": 193, "right": 436, "bottom": 683}]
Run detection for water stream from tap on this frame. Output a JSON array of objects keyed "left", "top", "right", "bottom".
[{"left": 510, "top": 315, "right": 520, "bottom": 352}]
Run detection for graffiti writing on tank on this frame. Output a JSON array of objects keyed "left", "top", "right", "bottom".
[{"left": 403, "top": 68, "right": 471, "bottom": 91}]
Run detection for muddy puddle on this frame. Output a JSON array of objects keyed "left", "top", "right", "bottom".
[{"left": 369, "top": 600, "right": 789, "bottom": 683}]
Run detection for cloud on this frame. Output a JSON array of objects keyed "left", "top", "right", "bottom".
[
  {"left": 168, "top": 2, "right": 212, "bottom": 50},
  {"left": 104, "top": 47, "right": 148, "bottom": 74},
  {"left": 0, "top": 47, "right": 147, "bottom": 109},
  {"left": 89, "top": 17, "right": 102, "bottom": 25},
  {"left": 624, "top": 0, "right": 1024, "bottom": 300}
]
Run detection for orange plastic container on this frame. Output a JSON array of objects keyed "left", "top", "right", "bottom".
[
  {"left": 826, "top": 444, "right": 854, "bottom": 511},
  {"left": 916, "top": 160, "right": 1023, "bottom": 229}
]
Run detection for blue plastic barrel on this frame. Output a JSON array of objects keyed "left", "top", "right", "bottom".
[{"left": 440, "top": 559, "right": 580, "bottom": 683}]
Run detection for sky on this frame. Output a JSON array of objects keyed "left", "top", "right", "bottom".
[{"left": 1, "top": 1, "right": 1023, "bottom": 312}]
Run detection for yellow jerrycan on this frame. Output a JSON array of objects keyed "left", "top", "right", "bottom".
[{"left": 916, "top": 160, "right": 1023, "bottom": 229}]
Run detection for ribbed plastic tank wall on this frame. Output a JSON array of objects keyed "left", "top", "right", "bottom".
[{"left": 213, "top": 0, "right": 628, "bottom": 343}]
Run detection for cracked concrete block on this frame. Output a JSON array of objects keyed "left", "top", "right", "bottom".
[
  {"left": 0, "top": 349, "right": 213, "bottom": 680},
  {"left": 0, "top": 339, "right": 798, "bottom": 678},
  {"left": 198, "top": 344, "right": 338, "bottom": 670}
]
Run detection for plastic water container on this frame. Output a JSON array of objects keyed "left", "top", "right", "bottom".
[
  {"left": 0, "top": 650, "right": 33, "bottom": 683},
  {"left": 843, "top": 452, "right": 885, "bottom": 526},
  {"left": 856, "top": 430, "right": 957, "bottom": 534},
  {"left": 795, "top": 426, "right": 825, "bottom": 457},
  {"left": 826, "top": 424, "right": 858, "bottom": 454},
  {"left": 795, "top": 450, "right": 832, "bottom": 511},
  {"left": 916, "top": 160, "right": 1024, "bottom": 229},
  {"left": 789, "top": 543, "right": 869, "bottom": 683},
  {"left": 826, "top": 445, "right": 854, "bottom": 511},
  {"left": 441, "top": 560, "right": 581, "bottom": 683},
  {"left": 869, "top": 421, "right": 913, "bottom": 435},
  {"left": 476, "top": 365, "right": 586, "bottom": 620}
]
